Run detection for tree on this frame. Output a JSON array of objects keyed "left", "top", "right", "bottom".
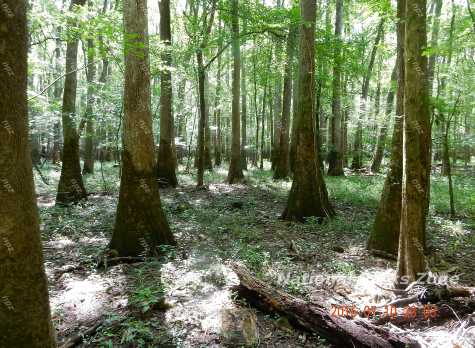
[
  {"left": 351, "top": 19, "right": 384, "bottom": 170},
  {"left": 157, "top": 0, "right": 178, "bottom": 187},
  {"left": 227, "top": 0, "right": 244, "bottom": 183},
  {"left": 109, "top": 0, "right": 175, "bottom": 257},
  {"left": 368, "top": 59, "right": 403, "bottom": 256},
  {"left": 274, "top": 24, "right": 296, "bottom": 180},
  {"left": 327, "top": 0, "right": 344, "bottom": 176},
  {"left": 370, "top": 61, "right": 397, "bottom": 174},
  {"left": 82, "top": 1, "right": 96, "bottom": 174},
  {"left": 0, "top": 1, "right": 56, "bottom": 346},
  {"left": 56, "top": 0, "right": 88, "bottom": 204},
  {"left": 240, "top": 20, "right": 248, "bottom": 171},
  {"left": 282, "top": 0, "right": 335, "bottom": 222},
  {"left": 397, "top": 0, "right": 430, "bottom": 284},
  {"left": 187, "top": 0, "right": 217, "bottom": 187}
]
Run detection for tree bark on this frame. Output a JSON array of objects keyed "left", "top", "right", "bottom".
[
  {"left": 439, "top": 4, "right": 455, "bottom": 176},
  {"left": 397, "top": 0, "right": 430, "bottom": 285},
  {"left": 327, "top": 0, "right": 345, "bottom": 176},
  {"left": 204, "top": 72, "right": 213, "bottom": 170},
  {"left": 83, "top": 12, "right": 96, "bottom": 175},
  {"left": 240, "top": 21, "right": 248, "bottom": 171},
  {"left": 274, "top": 25, "right": 296, "bottom": 180},
  {"left": 52, "top": 27, "right": 63, "bottom": 164},
  {"left": 368, "top": 2, "right": 405, "bottom": 257},
  {"left": 271, "top": 46, "right": 283, "bottom": 171},
  {"left": 289, "top": 58, "right": 299, "bottom": 173},
  {"left": 253, "top": 49, "right": 259, "bottom": 167},
  {"left": 196, "top": 51, "right": 206, "bottom": 186},
  {"left": 157, "top": 0, "right": 178, "bottom": 187},
  {"left": 109, "top": 0, "right": 175, "bottom": 257},
  {"left": 370, "top": 62, "right": 397, "bottom": 173},
  {"left": 283, "top": 0, "right": 335, "bottom": 222},
  {"left": 227, "top": 0, "right": 244, "bottom": 183},
  {"left": 56, "top": 0, "right": 88, "bottom": 204},
  {"left": 0, "top": 1, "right": 56, "bottom": 346}
]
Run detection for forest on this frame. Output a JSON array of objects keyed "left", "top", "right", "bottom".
[{"left": 1, "top": 0, "right": 475, "bottom": 347}]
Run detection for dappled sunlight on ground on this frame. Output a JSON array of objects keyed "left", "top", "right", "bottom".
[{"left": 35, "top": 163, "right": 474, "bottom": 347}]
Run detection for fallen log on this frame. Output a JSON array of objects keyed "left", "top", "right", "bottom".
[{"left": 230, "top": 263, "right": 420, "bottom": 348}]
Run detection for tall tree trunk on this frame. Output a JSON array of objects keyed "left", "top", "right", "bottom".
[
  {"left": 429, "top": 0, "right": 443, "bottom": 164},
  {"left": 274, "top": 25, "right": 296, "bottom": 180},
  {"left": 272, "top": 48, "right": 283, "bottom": 170},
  {"left": 56, "top": 0, "right": 88, "bottom": 204},
  {"left": 204, "top": 71, "right": 213, "bottom": 170},
  {"left": 260, "top": 78, "right": 268, "bottom": 170},
  {"left": 253, "top": 49, "right": 259, "bottom": 167},
  {"left": 214, "top": 33, "right": 223, "bottom": 167},
  {"left": 327, "top": 0, "right": 344, "bottom": 176},
  {"left": 52, "top": 28, "right": 63, "bottom": 164},
  {"left": 440, "top": 3, "right": 455, "bottom": 176},
  {"left": 397, "top": 0, "right": 430, "bottom": 284},
  {"left": 443, "top": 118, "right": 456, "bottom": 218},
  {"left": 289, "top": 57, "right": 299, "bottom": 173},
  {"left": 0, "top": 1, "right": 56, "bottom": 345},
  {"left": 196, "top": 51, "right": 206, "bottom": 186},
  {"left": 240, "top": 21, "right": 248, "bottom": 170},
  {"left": 370, "top": 62, "right": 397, "bottom": 173},
  {"left": 227, "top": 0, "right": 244, "bottom": 183},
  {"left": 157, "top": 0, "right": 178, "bottom": 187},
  {"left": 283, "top": 0, "right": 335, "bottom": 222},
  {"left": 83, "top": 11, "right": 96, "bottom": 174},
  {"left": 368, "top": 2, "right": 405, "bottom": 257},
  {"left": 176, "top": 79, "right": 187, "bottom": 144},
  {"left": 109, "top": 0, "right": 175, "bottom": 257},
  {"left": 351, "top": 19, "right": 385, "bottom": 170}
]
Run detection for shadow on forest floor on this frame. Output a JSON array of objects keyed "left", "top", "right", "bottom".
[{"left": 36, "top": 162, "right": 475, "bottom": 347}]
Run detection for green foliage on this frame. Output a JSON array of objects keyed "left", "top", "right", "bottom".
[
  {"left": 119, "top": 318, "right": 155, "bottom": 347},
  {"left": 129, "top": 286, "right": 165, "bottom": 314}
]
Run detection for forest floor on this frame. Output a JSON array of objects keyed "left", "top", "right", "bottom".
[{"left": 35, "top": 162, "right": 475, "bottom": 348}]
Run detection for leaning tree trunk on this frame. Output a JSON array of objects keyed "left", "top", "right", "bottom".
[
  {"left": 0, "top": 2, "right": 56, "bottom": 346},
  {"left": 274, "top": 25, "right": 296, "bottom": 180},
  {"left": 83, "top": 27, "right": 96, "bottom": 175},
  {"left": 157, "top": 0, "right": 178, "bottom": 187},
  {"left": 370, "top": 61, "right": 397, "bottom": 174},
  {"left": 397, "top": 0, "right": 430, "bottom": 284},
  {"left": 351, "top": 19, "right": 384, "bottom": 170},
  {"left": 327, "top": 0, "right": 345, "bottom": 176},
  {"left": 109, "top": 0, "right": 175, "bottom": 257},
  {"left": 56, "top": 0, "right": 88, "bottom": 204},
  {"left": 282, "top": 0, "right": 335, "bottom": 222},
  {"left": 227, "top": 0, "right": 244, "bottom": 183}
]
